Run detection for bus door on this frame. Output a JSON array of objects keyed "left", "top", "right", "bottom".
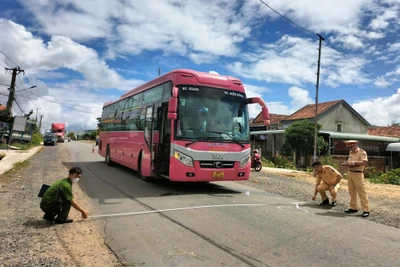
[
  {"left": 144, "top": 104, "right": 155, "bottom": 177},
  {"left": 158, "top": 103, "right": 170, "bottom": 177}
]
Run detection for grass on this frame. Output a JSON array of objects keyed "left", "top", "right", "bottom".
[
  {"left": 0, "top": 142, "right": 40, "bottom": 150},
  {"left": 0, "top": 160, "right": 30, "bottom": 185}
]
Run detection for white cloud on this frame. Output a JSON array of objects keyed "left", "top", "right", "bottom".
[
  {"left": 0, "top": 19, "right": 144, "bottom": 130},
  {"left": 244, "top": 84, "right": 270, "bottom": 118},
  {"left": 352, "top": 89, "right": 400, "bottom": 126},
  {"left": 369, "top": 7, "right": 398, "bottom": 30},
  {"left": 228, "top": 35, "right": 371, "bottom": 87},
  {"left": 244, "top": 84, "right": 313, "bottom": 117},
  {"left": 288, "top": 86, "right": 314, "bottom": 111}
]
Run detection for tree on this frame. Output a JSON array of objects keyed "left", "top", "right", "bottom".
[
  {"left": 89, "top": 130, "right": 97, "bottom": 140},
  {"left": 96, "top": 117, "right": 102, "bottom": 130},
  {"left": 67, "top": 132, "right": 75, "bottom": 139},
  {"left": 284, "top": 120, "right": 322, "bottom": 165}
]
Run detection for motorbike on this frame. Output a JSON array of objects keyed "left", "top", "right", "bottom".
[{"left": 251, "top": 151, "right": 262, "bottom": 172}]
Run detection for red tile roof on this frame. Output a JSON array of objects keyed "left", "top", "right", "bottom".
[
  {"left": 0, "top": 105, "right": 6, "bottom": 111},
  {"left": 368, "top": 126, "right": 400, "bottom": 138},
  {"left": 251, "top": 113, "right": 289, "bottom": 126},
  {"left": 283, "top": 100, "right": 342, "bottom": 121}
]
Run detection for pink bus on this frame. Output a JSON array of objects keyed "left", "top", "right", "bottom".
[
  {"left": 51, "top": 123, "right": 66, "bottom": 142},
  {"left": 98, "top": 69, "right": 270, "bottom": 182}
]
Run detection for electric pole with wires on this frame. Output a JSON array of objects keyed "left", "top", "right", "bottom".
[{"left": 5, "top": 67, "right": 24, "bottom": 117}]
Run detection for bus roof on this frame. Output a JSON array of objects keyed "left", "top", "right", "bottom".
[{"left": 103, "top": 69, "right": 244, "bottom": 107}]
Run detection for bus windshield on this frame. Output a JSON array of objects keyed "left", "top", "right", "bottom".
[{"left": 175, "top": 85, "right": 249, "bottom": 142}]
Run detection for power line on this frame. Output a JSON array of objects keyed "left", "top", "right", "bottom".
[
  {"left": 258, "top": 0, "right": 316, "bottom": 37},
  {"left": 323, "top": 41, "right": 398, "bottom": 93},
  {"left": 257, "top": 0, "right": 398, "bottom": 93},
  {"left": 14, "top": 96, "right": 25, "bottom": 114},
  {"left": 0, "top": 50, "right": 18, "bottom": 68}
]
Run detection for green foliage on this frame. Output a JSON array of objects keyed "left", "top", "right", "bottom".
[
  {"left": 365, "top": 167, "right": 400, "bottom": 185},
  {"left": 317, "top": 136, "right": 329, "bottom": 155},
  {"left": 284, "top": 120, "right": 321, "bottom": 158},
  {"left": 272, "top": 154, "right": 296, "bottom": 170},
  {"left": 280, "top": 141, "right": 293, "bottom": 156},
  {"left": 319, "top": 155, "right": 339, "bottom": 170},
  {"left": 30, "top": 132, "right": 43, "bottom": 145},
  {"left": 67, "top": 132, "right": 75, "bottom": 139},
  {"left": 97, "top": 117, "right": 102, "bottom": 130},
  {"left": 261, "top": 157, "right": 275, "bottom": 168},
  {"left": 0, "top": 153, "right": 5, "bottom": 159},
  {"left": 380, "top": 169, "right": 400, "bottom": 185},
  {"left": 90, "top": 131, "right": 97, "bottom": 140}
]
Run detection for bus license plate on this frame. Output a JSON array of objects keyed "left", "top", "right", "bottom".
[{"left": 212, "top": 171, "right": 224, "bottom": 178}]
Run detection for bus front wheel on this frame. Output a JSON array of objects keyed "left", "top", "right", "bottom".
[
  {"left": 138, "top": 154, "right": 152, "bottom": 182},
  {"left": 105, "top": 145, "right": 113, "bottom": 166}
]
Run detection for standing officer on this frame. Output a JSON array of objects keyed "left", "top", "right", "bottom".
[
  {"left": 312, "top": 161, "right": 342, "bottom": 207},
  {"left": 341, "top": 140, "right": 371, "bottom": 217}
]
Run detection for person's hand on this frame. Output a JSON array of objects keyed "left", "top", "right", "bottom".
[
  {"left": 81, "top": 210, "right": 89, "bottom": 219},
  {"left": 312, "top": 195, "right": 316, "bottom": 201}
]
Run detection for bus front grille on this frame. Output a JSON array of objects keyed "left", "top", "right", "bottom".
[{"left": 199, "top": 161, "right": 235, "bottom": 169}]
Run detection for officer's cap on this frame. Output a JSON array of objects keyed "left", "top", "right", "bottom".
[{"left": 344, "top": 140, "right": 358, "bottom": 146}]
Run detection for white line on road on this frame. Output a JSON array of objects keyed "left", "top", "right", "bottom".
[{"left": 89, "top": 203, "right": 268, "bottom": 219}]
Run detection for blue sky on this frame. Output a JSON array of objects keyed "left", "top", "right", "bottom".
[{"left": 0, "top": 0, "right": 399, "bottom": 132}]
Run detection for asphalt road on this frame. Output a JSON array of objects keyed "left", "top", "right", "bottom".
[{"left": 65, "top": 141, "right": 400, "bottom": 267}]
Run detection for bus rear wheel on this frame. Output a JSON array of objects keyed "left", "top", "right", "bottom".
[{"left": 105, "top": 145, "right": 113, "bottom": 166}]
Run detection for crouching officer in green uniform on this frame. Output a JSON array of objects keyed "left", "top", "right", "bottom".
[{"left": 40, "top": 167, "right": 89, "bottom": 224}]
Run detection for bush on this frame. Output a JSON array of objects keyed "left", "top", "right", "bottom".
[
  {"left": 366, "top": 167, "right": 400, "bottom": 185},
  {"left": 272, "top": 154, "right": 296, "bottom": 170},
  {"left": 31, "top": 132, "right": 43, "bottom": 145},
  {"left": 379, "top": 169, "right": 400, "bottom": 185},
  {"left": 261, "top": 157, "right": 275, "bottom": 168},
  {"left": 319, "top": 155, "right": 339, "bottom": 170}
]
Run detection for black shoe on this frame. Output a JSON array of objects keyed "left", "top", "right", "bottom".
[
  {"left": 320, "top": 199, "right": 329, "bottom": 206},
  {"left": 362, "top": 212, "right": 370, "bottom": 217},
  {"left": 43, "top": 214, "right": 55, "bottom": 222},
  {"left": 345, "top": 209, "right": 358, "bottom": 214},
  {"left": 331, "top": 201, "right": 337, "bottom": 207},
  {"left": 55, "top": 218, "right": 73, "bottom": 224}
]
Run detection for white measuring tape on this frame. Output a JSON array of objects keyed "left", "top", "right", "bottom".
[{"left": 89, "top": 203, "right": 269, "bottom": 219}]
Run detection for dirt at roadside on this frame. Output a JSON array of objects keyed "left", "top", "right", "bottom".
[{"left": 0, "top": 146, "right": 121, "bottom": 267}]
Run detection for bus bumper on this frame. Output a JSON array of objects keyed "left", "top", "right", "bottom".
[{"left": 169, "top": 157, "right": 250, "bottom": 182}]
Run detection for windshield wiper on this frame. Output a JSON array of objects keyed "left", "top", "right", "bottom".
[
  {"left": 185, "top": 136, "right": 220, "bottom": 147},
  {"left": 206, "top": 131, "right": 245, "bottom": 148}
]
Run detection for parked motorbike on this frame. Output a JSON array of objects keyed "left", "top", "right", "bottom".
[{"left": 251, "top": 150, "right": 262, "bottom": 172}]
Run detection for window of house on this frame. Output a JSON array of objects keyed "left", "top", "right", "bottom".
[{"left": 336, "top": 123, "right": 342, "bottom": 132}]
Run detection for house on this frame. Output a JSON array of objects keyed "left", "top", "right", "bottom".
[{"left": 250, "top": 100, "right": 400, "bottom": 171}]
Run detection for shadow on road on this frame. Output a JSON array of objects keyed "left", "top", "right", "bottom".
[{"left": 62, "top": 161, "right": 244, "bottom": 204}]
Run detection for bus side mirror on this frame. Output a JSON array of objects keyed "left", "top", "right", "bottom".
[
  {"left": 168, "top": 97, "right": 177, "bottom": 120},
  {"left": 246, "top": 97, "right": 271, "bottom": 126},
  {"left": 261, "top": 107, "right": 270, "bottom": 126}
]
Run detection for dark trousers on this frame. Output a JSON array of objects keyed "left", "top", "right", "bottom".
[{"left": 40, "top": 200, "right": 71, "bottom": 221}]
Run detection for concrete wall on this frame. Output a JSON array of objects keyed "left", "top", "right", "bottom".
[{"left": 319, "top": 104, "right": 368, "bottom": 133}]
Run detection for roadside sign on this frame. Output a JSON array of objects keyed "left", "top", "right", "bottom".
[{"left": 12, "top": 116, "right": 27, "bottom": 132}]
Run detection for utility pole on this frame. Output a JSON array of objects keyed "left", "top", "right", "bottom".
[
  {"left": 39, "top": 115, "right": 43, "bottom": 131},
  {"left": 5, "top": 67, "right": 24, "bottom": 117},
  {"left": 313, "top": 34, "right": 325, "bottom": 161},
  {"left": 34, "top": 107, "right": 41, "bottom": 123},
  {"left": 158, "top": 67, "right": 161, "bottom": 77}
]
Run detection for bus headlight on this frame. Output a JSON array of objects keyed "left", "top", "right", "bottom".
[
  {"left": 174, "top": 150, "right": 193, "bottom": 167},
  {"left": 239, "top": 154, "right": 250, "bottom": 168}
]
